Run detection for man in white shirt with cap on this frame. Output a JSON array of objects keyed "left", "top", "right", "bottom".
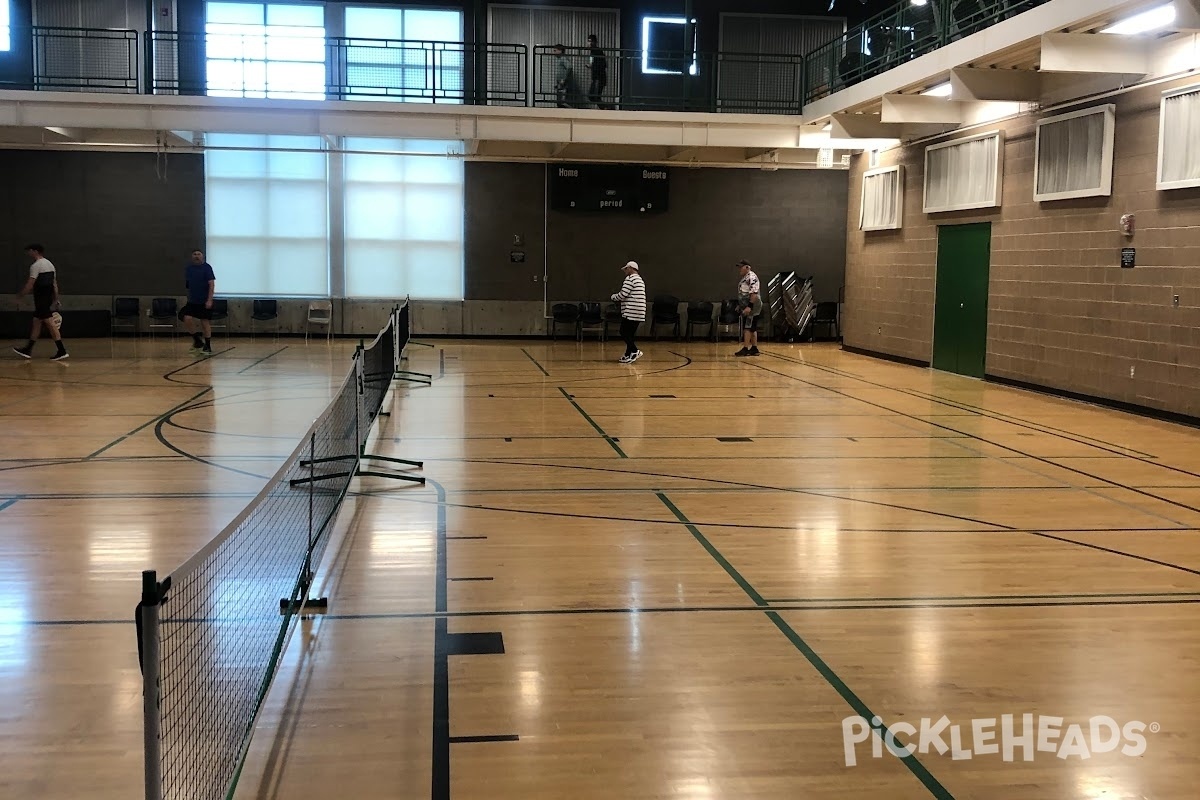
[{"left": 611, "top": 260, "right": 646, "bottom": 363}]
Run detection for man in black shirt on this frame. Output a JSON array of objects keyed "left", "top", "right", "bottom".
[{"left": 587, "top": 34, "right": 612, "bottom": 110}]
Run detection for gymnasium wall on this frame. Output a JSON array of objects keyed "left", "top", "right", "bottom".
[
  {"left": 0, "top": 149, "right": 206, "bottom": 296},
  {"left": 843, "top": 75, "right": 1200, "bottom": 419},
  {"left": 466, "top": 162, "right": 849, "bottom": 307}
]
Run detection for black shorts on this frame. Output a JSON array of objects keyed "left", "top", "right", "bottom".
[
  {"left": 33, "top": 289, "right": 55, "bottom": 320},
  {"left": 742, "top": 313, "right": 761, "bottom": 333},
  {"left": 179, "top": 303, "right": 212, "bottom": 321}
]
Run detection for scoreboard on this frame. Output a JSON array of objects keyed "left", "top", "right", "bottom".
[{"left": 548, "top": 163, "right": 670, "bottom": 213}]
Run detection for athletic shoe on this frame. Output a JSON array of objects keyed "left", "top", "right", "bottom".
[
  {"left": 629, "top": 350, "right": 643, "bottom": 362},
  {"left": 12, "top": 345, "right": 32, "bottom": 359},
  {"left": 618, "top": 354, "right": 633, "bottom": 363},
  {"left": 748, "top": 347, "right": 760, "bottom": 356},
  {"left": 734, "top": 348, "right": 750, "bottom": 357},
  {"left": 202, "top": 347, "right": 213, "bottom": 356},
  {"left": 50, "top": 351, "right": 69, "bottom": 361},
  {"left": 189, "top": 346, "right": 202, "bottom": 356}
]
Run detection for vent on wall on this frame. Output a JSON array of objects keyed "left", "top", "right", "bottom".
[
  {"left": 860, "top": 165, "right": 903, "bottom": 231},
  {"left": 1034, "top": 104, "right": 1116, "bottom": 202},
  {"left": 923, "top": 130, "right": 1003, "bottom": 214},
  {"left": 1158, "top": 82, "right": 1200, "bottom": 190}
]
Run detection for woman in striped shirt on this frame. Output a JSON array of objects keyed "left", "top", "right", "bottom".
[{"left": 611, "top": 261, "right": 646, "bottom": 363}]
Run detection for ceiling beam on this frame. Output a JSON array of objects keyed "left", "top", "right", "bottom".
[
  {"left": 831, "top": 113, "right": 906, "bottom": 140},
  {"left": 1040, "top": 32, "right": 1151, "bottom": 75},
  {"left": 881, "top": 94, "right": 964, "bottom": 125},
  {"left": 1176, "top": 0, "right": 1200, "bottom": 30},
  {"left": 951, "top": 68, "right": 1041, "bottom": 102}
]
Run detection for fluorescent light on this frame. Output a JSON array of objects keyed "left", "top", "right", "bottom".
[
  {"left": 911, "top": 0, "right": 929, "bottom": 6},
  {"left": 1100, "top": 3, "right": 1176, "bottom": 35},
  {"left": 922, "top": 82, "right": 952, "bottom": 97}
]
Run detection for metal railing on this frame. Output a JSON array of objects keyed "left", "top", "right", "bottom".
[
  {"left": 803, "top": 0, "right": 1051, "bottom": 105},
  {"left": 0, "top": 1, "right": 1055, "bottom": 112},
  {"left": 531, "top": 45, "right": 806, "bottom": 114}
]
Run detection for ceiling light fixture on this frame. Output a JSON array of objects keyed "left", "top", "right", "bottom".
[{"left": 1100, "top": 3, "right": 1176, "bottom": 35}]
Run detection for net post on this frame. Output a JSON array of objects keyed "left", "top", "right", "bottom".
[{"left": 138, "top": 570, "right": 163, "bottom": 800}]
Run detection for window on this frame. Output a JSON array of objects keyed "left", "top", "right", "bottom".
[
  {"left": 642, "top": 17, "right": 697, "bottom": 75},
  {"left": 343, "top": 138, "right": 464, "bottom": 299},
  {"left": 1034, "top": 105, "right": 1115, "bottom": 202},
  {"left": 343, "top": 6, "right": 464, "bottom": 102},
  {"left": 1, "top": 1, "right": 9, "bottom": 52},
  {"left": 1158, "top": 83, "right": 1200, "bottom": 190},
  {"left": 861, "top": 166, "right": 904, "bottom": 231},
  {"left": 923, "top": 130, "right": 1004, "bottom": 214},
  {"left": 206, "top": 2, "right": 326, "bottom": 100},
  {"left": 205, "top": 134, "right": 330, "bottom": 296}
]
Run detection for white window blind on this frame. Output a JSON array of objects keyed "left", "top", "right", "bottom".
[
  {"left": 1034, "top": 105, "right": 1115, "bottom": 201},
  {"left": 205, "top": 134, "right": 330, "bottom": 297},
  {"left": 344, "top": 7, "right": 465, "bottom": 103},
  {"left": 1158, "top": 83, "right": 1200, "bottom": 190},
  {"left": 206, "top": 2, "right": 326, "bottom": 100},
  {"left": 923, "top": 131, "right": 1003, "bottom": 214},
  {"left": 343, "top": 138, "right": 464, "bottom": 300},
  {"left": 861, "top": 165, "right": 904, "bottom": 231}
]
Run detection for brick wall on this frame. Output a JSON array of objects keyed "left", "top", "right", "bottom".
[{"left": 844, "top": 76, "right": 1200, "bottom": 417}]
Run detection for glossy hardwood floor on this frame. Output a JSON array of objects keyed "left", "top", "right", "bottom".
[{"left": 4, "top": 335, "right": 1200, "bottom": 800}]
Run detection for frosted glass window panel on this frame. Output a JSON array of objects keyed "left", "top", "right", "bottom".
[
  {"left": 265, "top": 26, "right": 324, "bottom": 62},
  {"left": 207, "top": 2, "right": 263, "bottom": 25},
  {"left": 266, "top": 4, "right": 322, "bottom": 27},
  {"left": 344, "top": 242, "right": 463, "bottom": 299},
  {"left": 206, "top": 25, "right": 267, "bottom": 59},
  {"left": 860, "top": 166, "right": 903, "bottom": 231},
  {"left": 1159, "top": 86, "right": 1200, "bottom": 189},
  {"left": 404, "top": 9, "right": 462, "bottom": 41},
  {"left": 345, "top": 7, "right": 405, "bottom": 40},
  {"left": 205, "top": 132, "right": 329, "bottom": 297},
  {"left": 265, "top": 60, "right": 326, "bottom": 98},
  {"left": 345, "top": 186, "right": 405, "bottom": 239},
  {"left": 404, "top": 185, "right": 463, "bottom": 241},
  {"left": 924, "top": 132, "right": 1002, "bottom": 213},
  {"left": 268, "top": 182, "right": 327, "bottom": 237},
  {"left": 1034, "top": 106, "right": 1113, "bottom": 201},
  {"left": 343, "top": 138, "right": 464, "bottom": 299}
]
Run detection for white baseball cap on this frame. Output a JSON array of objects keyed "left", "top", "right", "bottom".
[{"left": 623, "top": 261, "right": 639, "bottom": 270}]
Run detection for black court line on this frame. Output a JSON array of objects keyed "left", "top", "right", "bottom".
[
  {"left": 654, "top": 491, "right": 954, "bottom": 800},
  {"left": 162, "top": 346, "right": 236, "bottom": 384},
  {"left": 446, "top": 535, "right": 488, "bottom": 541},
  {"left": 558, "top": 387, "right": 627, "bottom": 458},
  {"left": 236, "top": 346, "right": 289, "bottom": 374},
  {"left": 520, "top": 348, "right": 550, "bottom": 376},
  {"left": 84, "top": 386, "right": 213, "bottom": 460},
  {"left": 449, "top": 577, "right": 494, "bottom": 582},
  {"left": 431, "top": 478, "right": 451, "bottom": 800},
  {"left": 449, "top": 735, "right": 520, "bottom": 744}
]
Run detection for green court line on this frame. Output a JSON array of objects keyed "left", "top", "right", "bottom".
[
  {"left": 558, "top": 387, "right": 627, "bottom": 458},
  {"left": 766, "top": 591, "right": 1200, "bottom": 604},
  {"left": 655, "top": 491, "right": 955, "bottom": 800},
  {"left": 521, "top": 348, "right": 550, "bottom": 376}
]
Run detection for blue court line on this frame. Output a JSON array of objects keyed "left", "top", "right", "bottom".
[{"left": 0, "top": 498, "right": 19, "bottom": 512}]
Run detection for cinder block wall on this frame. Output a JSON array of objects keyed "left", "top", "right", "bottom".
[{"left": 844, "top": 75, "right": 1200, "bottom": 418}]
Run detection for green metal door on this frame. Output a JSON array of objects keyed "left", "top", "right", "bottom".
[{"left": 932, "top": 223, "right": 991, "bottom": 378}]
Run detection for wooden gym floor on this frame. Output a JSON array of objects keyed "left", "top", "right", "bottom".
[{"left": 3, "top": 336, "right": 1200, "bottom": 799}]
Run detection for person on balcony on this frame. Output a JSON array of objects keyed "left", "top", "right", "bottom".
[
  {"left": 586, "top": 34, "right": 612, "bottom": 110},
  {"left": 552, "top": 44, "right": 581, "bottom": 108}
]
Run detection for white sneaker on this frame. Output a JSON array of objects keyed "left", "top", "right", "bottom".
[
  {"left": 630, "top": 350, "right": 643, "bottom": 362},
  {"left": 618, "top": 354, "right": 633, "bottom": 363}
]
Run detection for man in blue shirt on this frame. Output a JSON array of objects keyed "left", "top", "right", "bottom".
[{"left": 180, "top": 250, "right": 216, "bottom": 355}]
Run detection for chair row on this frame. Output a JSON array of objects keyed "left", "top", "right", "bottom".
[
  {"left": 550, "top": 298, "right": 842, "bottom": 342},
  {"left": 551, "top": 299, "right": 754, "bottom": 342},
  {"left": 109, "top": 297, "right": 334, "bottom": 340}
]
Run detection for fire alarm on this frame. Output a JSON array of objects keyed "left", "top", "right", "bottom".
[{"left": 1120, "top": 214, "right": 1135, "bottom": 237}]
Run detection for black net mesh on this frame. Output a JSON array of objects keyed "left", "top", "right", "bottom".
[
  {"left": 33, "top": 28, "right": 139, "bottom": 92},
  {"left": 146, "top": 304, "right": 405, "bottom": 800}
]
